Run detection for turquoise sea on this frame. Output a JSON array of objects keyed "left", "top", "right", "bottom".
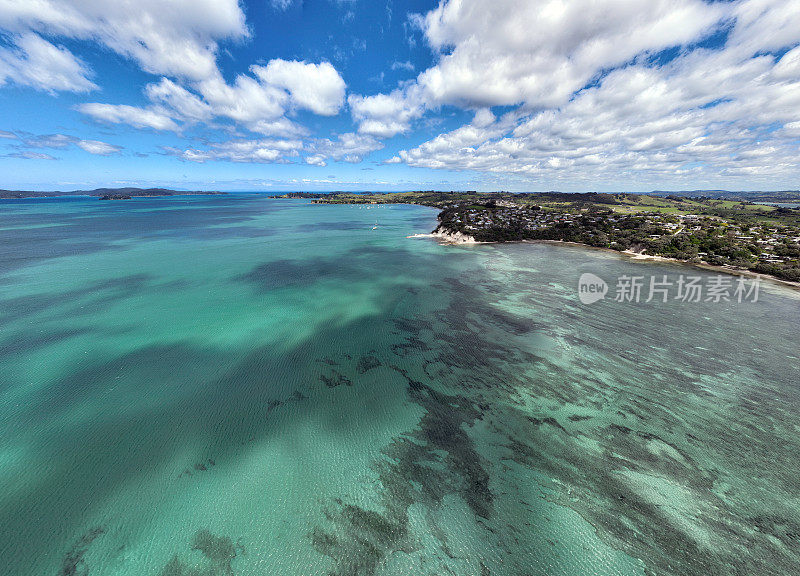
[{"left": 1, "top": 195, "right": 799, "bottom": 576}]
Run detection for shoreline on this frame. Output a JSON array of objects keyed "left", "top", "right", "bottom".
[
  {"left": 429, "top": 230, "right": 482, "bottom": 244},
  {"left": 620, "top": 248, "right": 800, "bottom": 292},
  {"left": 281, "top": 198, "right": 800, "bottom": 292},
  {"left": 429, "top": 230, "right": 800, "bottom": 292},
  {"left": 528, "top": 239, "right": 800, "bottom": 292}
]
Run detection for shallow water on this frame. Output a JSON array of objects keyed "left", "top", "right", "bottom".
[{"left": 1, "top": 196, "right": 798, "bottom": 576}]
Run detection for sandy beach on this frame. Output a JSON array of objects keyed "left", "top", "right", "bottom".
[{"left": 431, "top": 236, "right": 800, "bottom": 293}]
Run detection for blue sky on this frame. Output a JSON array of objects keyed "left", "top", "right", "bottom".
[{"left": 1, "top": 0, "right": 799, "bottom": 192}]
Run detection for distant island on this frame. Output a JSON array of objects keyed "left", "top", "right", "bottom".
[
  {"left": 0, "top": 187, "right": 226, "bottom": 199},
  {"left": 274, "top": 190, "right": 800, "bottom": 283}
]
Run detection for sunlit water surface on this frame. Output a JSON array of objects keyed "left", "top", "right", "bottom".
[{"left": 1, "top": 196, "right": 798, "bottom": 576}]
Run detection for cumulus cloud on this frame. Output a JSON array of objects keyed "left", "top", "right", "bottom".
[
  {"left": 145, "top": 78, "right": 213, "bottom": 122},
  {"left": 80, "top": 60, "right": 346, "bottom": 136},
  {"left": 307, "top": 133, "right": 384, "bottom": 164},
  {"left": 164, "top": 138, "right": 304, "bottom": 163},
  {"left": 349, "top": 0, "right": 727, "bottom": 136},
  {"left": 0, "top": 33, "right": 96, "bottom": 93},
  {"left": 164, "top": 132, "right": 382, "bottom": 165},
  {"left": 348, "top": 88, "right": 423, "bottom": 137},
  {"left": 305, "top": 154, "right": 328, "bottom": 167},
  {"left": 7, "top": 0, "right": 798, "bottom": 180},
  {"left": 1, "top": 0, "right": 349, "bottom": 140},
  {"left": 195, "top": 73, "right": 288, "bottom": 126},
  {"left": 197, "top": 60, "right": 346, "bottom": 125},
  {"left": 253, "top": 60, "right": 346, "bottom": 116},
  {"left": 247, "top": 117, "right": 310, "bottom": 138},
  {"left": 414, "top": 0, "right": 726, "bottom": 109},
  {"left": 1, "top": 1, "right": 356, "bottom": 164},
  {"left": 0, "top": 0, "right": 247, "bottom": 81},
  {"left": 379, "top": 0, "right": 800, "bottom": 187},
  {"left": 397, "top": 47, "right": 800, "bottom": 184}
]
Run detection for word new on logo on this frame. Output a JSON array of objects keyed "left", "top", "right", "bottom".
[{"left": 578, "top": 273, "right": 609, "bottom": 304}]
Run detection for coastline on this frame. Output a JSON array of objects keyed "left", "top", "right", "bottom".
[
  {"left": 279, "top": 197, "right": 800, "bottom": 292},
  {"left": 428, "top": 228, "right": 800, "bottom": 292},
  {"left": 429, "top": 230, "right": 482, "bottom": 244},
  {"left": 525, "top": 239, "right": 800, "bottom": 292},
  {"left": 622, "top": 248, "right": 800, "bottom": 292}
]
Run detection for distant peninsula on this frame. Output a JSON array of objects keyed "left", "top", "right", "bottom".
[
  {"left": 274, "top": 190, "right": 800, "bottom": 283},
  {"left": 0, "top": 187, "right": 226, "bottom": 199}
]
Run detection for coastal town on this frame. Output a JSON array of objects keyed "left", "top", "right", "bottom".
[
  {"left": 276, "top": 191, "right": 800, "bottom": 283},
  {"left": 436, "top": 203, "right": 800, "bottom": 280}
]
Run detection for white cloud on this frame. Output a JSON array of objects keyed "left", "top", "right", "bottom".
[
  {"left": 3, "top": 131, "right": 123, "bottom": 157},
  {"left": 348, "top": 88, "right": 423, "bottom": 137},
  {"left": 397, "top": 45, "right": 800, "bottom": 184},
  {"left": 164, "top": 138, "right": 303, "bottom": 163},
  {"left": 8, "top": 151, "right": 56, "bottom": 160},
  {"left": 78, "top": 74, "right": 287, "bottom": 133},
  {"left": 186, "top": 60, "right": 346, "bottom": 129},
  {"left": 0, "top": 0, "right": 349, "bottom": 148},
  {"left": 78, "top": 103, "right": 180, "bottom": 131},
  {"left": 79, "top": 59, "right": 346, "bottom": 138},
  {"left": 0, "top": 0, "right": 247, "bottom": 81},
  {"left": 7, "top": 0, "right": 797, "bottom": 184},
  {"left": 0, "top": 33, "right": 96, "bottom": 93},
  {"left": 375, "top": 0, "right": 800, "bottom": 187},
  {"left": 308, "top": 132, "right": 384, "bottom": 163},
  {"left": 306, "top": 154, "right": 328, "bottom": 167},
  {"left": 18, "top": 133, "right": 76, "bottom": 148},
  {"left": 164, "top": 132, "right": 382, "bottom": 166},
  {"left": 248, "top": 117, "right": 309, "bottom": 138},
  {"left": 728, "top": 0, "right": 800, "bottom": 56},
  {"left": 391, "top": 61, "right": 415, "bottom": 72},
  {"left": 145, "top": 78, "right": 212, "bottom": 122},
  {"left": 253, "top": 60, "right": 346, "bottom": 116},
  {"left": 77, "top": 140, "right": 122, "bottom": 155},
  {"left": 196, "top": 73, "right": 288, "bottom": 125},
  {"left": 1, "top": 1, "right": 354, "bottom": 162},
  {"left": 414, "top": 0, "right": 726, "bottom": 109},
  {"left": 349, "top": 1, "right": 727, "bottom": 140}
]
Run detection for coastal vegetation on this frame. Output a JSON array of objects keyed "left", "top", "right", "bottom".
[{"left": 277, "top": 191, "right": 800, "bottom": 282}]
